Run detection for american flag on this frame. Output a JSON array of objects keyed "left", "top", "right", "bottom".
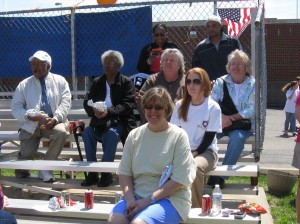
[{"left": 218, "top": 8, "right": 254, "bottom": 37}]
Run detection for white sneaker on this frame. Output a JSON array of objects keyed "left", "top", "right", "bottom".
[{"left": 38, "top": 170, "right": 55, "bottom": 182}]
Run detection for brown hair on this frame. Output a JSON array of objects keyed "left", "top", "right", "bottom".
[
  {"left": 178, "top": 68, "right": 211, "bottom": 121},
  {"left": 282, "top": 81, "right": 297, "bottom": 93},
  {"left": 141, "top": 87, "right": 174, "bottom": 119}
]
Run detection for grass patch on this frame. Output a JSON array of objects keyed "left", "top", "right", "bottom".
[
  {"left": 1, "top": 169, "right": 297, "bottom": 223},
  {"left": 228, "top": 175, "right": 297, "bottom": 224}
]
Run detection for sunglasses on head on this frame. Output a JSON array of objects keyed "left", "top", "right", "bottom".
[
  {"left": 186, "top": 79, "right": 201, "bottom": 85},
  {"left": 154, "top": 33, "right": 166, "bottom": 37},
  {"left": 144, "top": 104, "right": 165, "bottom": 110}
]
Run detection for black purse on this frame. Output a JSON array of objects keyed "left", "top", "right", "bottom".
[{"left": 219, "top": 79, "right": 251, "bottom": 132}]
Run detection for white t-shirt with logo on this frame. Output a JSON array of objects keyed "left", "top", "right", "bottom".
[{"left": 170, "top": 97, "right": 222, "bottom": 153}]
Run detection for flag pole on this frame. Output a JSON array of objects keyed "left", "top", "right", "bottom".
[{"left": 213, "top": 1, "right": 217, "bottom": 15}]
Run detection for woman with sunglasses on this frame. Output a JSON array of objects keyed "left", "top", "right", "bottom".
[
  {"left": 108, "top": 87, "right": 196, "bottom": 224},
  {"left": 170, "top": 68, "right": 222, "bottom": 208},
  {"left": 137, "top": 23, "right": 179, "bottom": 74}
]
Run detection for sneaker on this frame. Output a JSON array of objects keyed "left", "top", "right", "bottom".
[
  {"left": 38, "top": 170, "right": 55, "bottom": 182},
  {"left": 282, "top": 133, "right": 289, "bottom": 138}
]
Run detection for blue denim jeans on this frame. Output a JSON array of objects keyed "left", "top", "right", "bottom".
[
  {"left": 284, "top": 112, "right": 296, "bottom": 132},
  {"left": 82, "top": 124, "right": 123, "bottom": 162},
  {"left": 217, "top": 129, "right": 251, "bottom": 167},
  {"left": 0, "top": 210, "right": 17, "bottom": 224}
]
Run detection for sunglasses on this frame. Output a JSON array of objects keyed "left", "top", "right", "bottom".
[
  {"left": 186, "top": 79, "right": 201, "bottom": 85},
  {"left": 144, "top": 104, "right": 165, "bottom": 110},
  {"left": 154, "top": 33, "right": 166, "bottom": 37}
]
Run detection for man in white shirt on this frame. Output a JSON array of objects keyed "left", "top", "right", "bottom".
[{"left": 11, "top": 50, "right": 71, "bottom": 182}]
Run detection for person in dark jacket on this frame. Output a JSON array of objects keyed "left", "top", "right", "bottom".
[
  {"left": 137, "top": 23, "right": 179, "bottom": 74},
  {"left": 192, "top": 15, "right": 242, "bottom": 81},
  {"left": 81, "top": 50, "right": 136, "bottom": 187}
]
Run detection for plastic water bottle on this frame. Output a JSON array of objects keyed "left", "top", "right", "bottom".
[{"left": 212, "top": 184, "right": 222, "bottom": 215}]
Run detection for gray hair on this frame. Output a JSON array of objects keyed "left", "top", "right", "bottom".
[
  {"left": 101, "top": 50, "right": 124, "bottom": 69},
  {"left": 160, "top": 48, "right": 185, "bottom": 76},
  {"left": 226, "top": 49, "right": 252, "bottom": 75}
]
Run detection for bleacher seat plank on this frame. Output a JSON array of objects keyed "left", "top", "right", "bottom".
[
  {"left": 0, "top": 159, "right": 119, "bottom": 173},
  {"left": 6, "top": 198, "right": 113, "bottom": 220},
  {"left": 206, "top": 165, "right": 258, "bottom": 177},
  {"left": 0, "top": 160, "right": 257, "bottom": 178},
  {"left": 6, "top": 198, "right": 261, "bottom": 223},
  {"left": 1, "top": 176, "right": 121, "bottom": 191},
  {"left": 203, "top": 184, "right": 258, "bottom": 195}
]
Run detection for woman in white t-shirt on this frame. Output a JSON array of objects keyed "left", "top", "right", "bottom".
[
  {"left": 170, "top": 68, "right": 222, "bottom": 208},
  {"left": 282, "top": 81, "right": 299, "bottom": 137}
]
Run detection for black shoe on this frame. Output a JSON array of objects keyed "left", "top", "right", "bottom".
[
  {"left": 81, "top": 172, "right": 99, "bottom": 187},
  {"left": 209, "top": 176, "right": 225, "bottom": 189},
  {"left": 207, "top": 176, "right": 218, "bottom": 186},
  {"left": 218, "top": 177, "right": 225, "bottom": 190},
  {"left": 97, "top": 172, "right": 113, "bottom": 187},
  {"left": 15, "top": 169, "right": 30, "bottom": 179}
]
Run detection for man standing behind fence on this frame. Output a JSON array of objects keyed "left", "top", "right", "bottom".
[
  {"left": 11, "top": 50, "right": 71, "bottom": 182},
  {"left": 192, "top": 15, "right": 242, "bottom": 82}
]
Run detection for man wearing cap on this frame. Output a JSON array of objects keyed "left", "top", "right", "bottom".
[
  {"left": 11, "top": 50, "right": 71, "bottom": 182},
  {"left": 192, "top": 14, "right": 242, "bottom": 81}
]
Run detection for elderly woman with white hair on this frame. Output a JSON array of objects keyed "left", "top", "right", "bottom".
[
  {"left": 81, "top": 50, "right": 136, "bottom": 187},
  {"left": 209, "top": 49, "right": 255, "bottom": 189},
  {"left": 138, "top": 48, "right": 186, "bottom": 124}
]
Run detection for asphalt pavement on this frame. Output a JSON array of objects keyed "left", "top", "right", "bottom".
[{"left": 258, "top": 109, "right": 298, "bottom": 175}]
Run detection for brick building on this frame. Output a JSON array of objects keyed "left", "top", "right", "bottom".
[{"left": 265, "top": 18, "right": 300, "bottom": 108}]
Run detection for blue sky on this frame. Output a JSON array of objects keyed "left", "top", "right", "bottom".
[{"left": 0, "top": 0, "right": 297, "bottom": 19}]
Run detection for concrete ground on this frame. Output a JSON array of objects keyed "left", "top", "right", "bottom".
[{"left": 258, "top": 109, "right": 298, "bottom": 175}]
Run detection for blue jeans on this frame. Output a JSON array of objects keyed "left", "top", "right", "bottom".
[
  {"left": 217, "top": 129, "right": 251, "bottom": 167},
  {"left": 0, "top": 210, "right": 17, "bottom": 224},
  {"left": 285, "top": 112, "right": 296, "bottom": 132},
  {"left": 82, "top": 125, "right": 123, "bottom": 162}
]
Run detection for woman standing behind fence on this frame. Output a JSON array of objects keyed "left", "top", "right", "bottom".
[
  {"left": 137, "top": 23, "right": 179, "bottom": 74},
  {"left": 170, "top": 68, "right": 222, "bottom": 208},
  {"left": 282, "top": 81, "right": 299, "bottom": 137}
]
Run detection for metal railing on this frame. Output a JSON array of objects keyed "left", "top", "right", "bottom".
[{"left": 0, "top": 0, "right": 266, "bottom": 160}]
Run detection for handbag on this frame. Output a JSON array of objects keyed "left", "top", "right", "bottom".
[
  {"left": 223, "top": 119, "right": 251, "bottom": 132},
  {"left": 92, "top": 116, "right": 120, "bottom": 133},
  {"left": 219, "top": 79, "right": 251, "bottom": 132}
]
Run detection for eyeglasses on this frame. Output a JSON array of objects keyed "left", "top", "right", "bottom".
[
  {"left": 230, "top": 62, "right": 243, "bottom": 67},
  {"left": 144, "top": 104, "right": 165, "bottom": 110},
  {"left": 154, "top": 33, "right": 166, "bottom": 37},
  {"left": 186, "top": 79, "right": 201, "bottom": 85},
  {"left": 162, "top": 59, "right": 177, "bottom": 63}
]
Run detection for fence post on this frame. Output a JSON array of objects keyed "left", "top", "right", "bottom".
[{"left": 71, "top": 7, "right": 78, "bottom": 99}]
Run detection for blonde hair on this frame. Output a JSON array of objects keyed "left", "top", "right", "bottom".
[
  {"left": 226, "top": 49, "right": 252, "bottom": 75},
  {"left": 160, "top": 48, "right": 185, "bottom": 75}
]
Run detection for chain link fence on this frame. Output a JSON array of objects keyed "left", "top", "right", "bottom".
[{"left": 0, "top": 0, "right": 266, "bottom": 159}]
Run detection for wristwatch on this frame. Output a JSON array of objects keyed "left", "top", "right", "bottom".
[{"left": 150, "top": 195, "right": 156, "bottom": 204}]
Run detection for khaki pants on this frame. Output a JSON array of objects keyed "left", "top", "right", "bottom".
[
  {"left": 191, "top": 149, "right": 218, "bottom": 208},
  {"left": 18, "top": 123, "right": 67, "bottom": 160}
]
